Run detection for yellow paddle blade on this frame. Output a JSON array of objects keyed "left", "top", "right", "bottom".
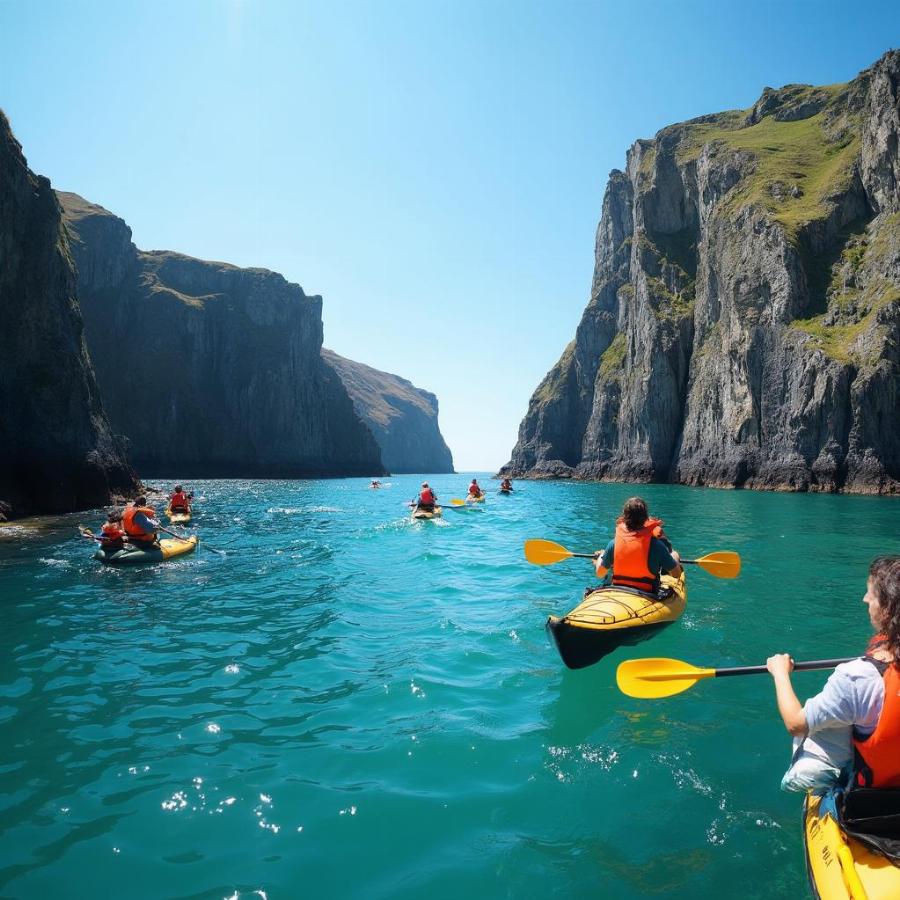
[
  {"left": 693, "top": 551, "right": 741, "bottom": 579},
  {"left": 450, "top": 498, "right": 467, "bottom": 506},
  {"left": 616, "top": 657, "right": 716, "bottom": 699},
  {"left": 523, "top": 539, "right": 574, "bottom": 566}
]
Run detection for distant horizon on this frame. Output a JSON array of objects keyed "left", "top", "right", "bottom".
[{"left": 2, "top": 1, "right": 897, "bottom": 469}]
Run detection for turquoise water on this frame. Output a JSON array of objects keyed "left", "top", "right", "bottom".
[{"left": 0, "top": 477, "right": 896, "bottom": 899}]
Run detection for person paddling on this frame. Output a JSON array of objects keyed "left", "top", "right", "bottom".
[
  {"left": 169, "top": 485, "right": 191, "bottom": 513},
  {"left": 99, "top": 509, "right": 126, "bottom": 552},
  {"left": 500, "top": 478, "right": 513, "bottom": 492},
  {"left": 767, "top": 555, "right": 900, "bottom": 792},
  {"left": 123, "top": 496, "right": 161, "bottom": 548},
  {"left": 415, "top": 482, "right": 437, "bottom": 512},
  {"left": 370, "top": 479, "right": 383, "bottom": 489},
  {"left": 467, "top": 478, "right": 484, "bottom": 499},
  {"left": 594, "top": 496, "right": 681, "bottom": 594}
]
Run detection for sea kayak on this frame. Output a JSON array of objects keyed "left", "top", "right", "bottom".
[
  {"left": 412, "top": 506, "right": 443, "bottom": 521},
  {"left": 546, "top": 571, "right": 687, "bottom": 669},
  {"left": 499, "top": 488, "right": 512, "bottom": 495},
  {"left": 94, "top": 535, "right": 199, "bottom": 565},
  {"left": 467, "top": 495, "right": 485, "bottom": 503},
  {"left": 804, "top": 789, "right": 900, "bottom": 899},
  {"left": 165, "top": 506, "right": 192, "bottom": 524}
]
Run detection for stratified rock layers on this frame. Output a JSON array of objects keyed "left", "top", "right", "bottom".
[
  {"left": 59, "top": 192, "right": 385, "bottom": 477},
  {"left": 0, "top": 112, "right": 137, "bottom": 517},
  {"left": 504, "top": 52, "right": 900, "bottom": 494},
  {"left": 322, "top": 349, "right": 454, "bottom": 473}
]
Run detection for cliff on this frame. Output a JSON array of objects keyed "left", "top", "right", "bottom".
[
  {"left": 0, "top": 112, "right": 137, "bottom": 518},
  {"left": 321, "top": 349, "right": 454, "bottom": 473},
  {"left": 504, "top": 51, "right": 900, "bottom": 494},
  {"left": 58, "top": 192, "right": 385, "bottom": 477}
]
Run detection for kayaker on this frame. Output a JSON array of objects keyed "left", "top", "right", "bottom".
[
  {"left": 169, "top": 485, "right": 191, "bottom": 512},
  {"left": 99, "top": 509, "right": 126, "bottom": 551},
  {"left": 594, "top": 496, "right": 681, "bottom": 594},
  {"left": 767, "top": 555, "right": 900, "bottom": 792},
  {"left": 122, "top": 496, "right": 161, "bottom": 547},
  {"left": 467, "top": 479, "right": 484, "bottom": 499},
  {"left": 370, "top": 479, "right": 382, "bottom": 489},
  {"left": 500, "top": 478, "right": 514, "bottom": 492},
  {"left": 415, "top": 482, "right": 437, "bottom": 512}
]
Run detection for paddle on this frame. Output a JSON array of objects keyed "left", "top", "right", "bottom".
[
  {"left": 523, "top": 540, "right": 740, "bottom": 579},
  {"left": 616, "top": 656, "right": 856, "bottom": 699}
]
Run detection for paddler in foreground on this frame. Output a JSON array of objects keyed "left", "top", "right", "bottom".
[
  {"left": 81, "top": 509, "right": 127, "bottom": 553},
  {"left": 123, "top": 496, "right": 162, "bottom": 548},
  {"left": 594, "top": 496, "right": 681, "bottom": 594},
  {"left": 767, "top": 555, "right": 900, "bottom": 792}
]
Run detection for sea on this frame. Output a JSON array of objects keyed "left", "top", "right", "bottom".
[{"left": 0, "top": 475, "right": 896, "bottom": 899}]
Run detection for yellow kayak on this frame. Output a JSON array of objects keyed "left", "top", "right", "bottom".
[
  {"left": 804, "top": 790, "right": 900, "bottom": 899},
  {"left": 412, "top": 505, "right": 443, "bottom": 521},
  {"left": 165, "top": 505, "right": 192, "bottom": 524},
  {"left": 466, "top": 494, "right": 485, "bottom": 503},
  {"left": 546, "top": 571, "right": 687, "bottom": 669},
  {"left": 95, "top": 535, "right": 199, "bottom": 565}
]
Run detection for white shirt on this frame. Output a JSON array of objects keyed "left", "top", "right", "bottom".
[{"left": 800, "top": 658, "right": 885, "bottom": 767}]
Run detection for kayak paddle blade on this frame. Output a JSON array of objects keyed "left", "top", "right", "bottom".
[
  {"left": 616, "top": 657, "right": 716, "bottom": 699},
  {"left": 524, "top": 539, "right": 575, "bottom": 566},
  {"left": 693, "top": 551, "right": 741, "bottom": 579}
]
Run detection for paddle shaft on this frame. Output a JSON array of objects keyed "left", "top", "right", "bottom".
[{"left": 713, "top": 658, "right": 855, "bottom": 678}]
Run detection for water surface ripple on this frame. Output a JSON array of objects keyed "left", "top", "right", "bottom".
[{"left": 0, "top": 477, "right": 895, "bottom": 898}]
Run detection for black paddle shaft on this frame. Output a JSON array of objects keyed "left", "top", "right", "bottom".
[{"left": 714, "top": 657, "right": 856, "bottom": 678}]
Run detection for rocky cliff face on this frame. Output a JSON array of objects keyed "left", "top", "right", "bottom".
[
  {"left": 58, "top": 192, "right": 385, "bottom": 477},
  {"left": 504, "top": 51, "right": 900, "bottom": 494},
  {"left": 0, "top": 113, "right": 137, "bottom": 518},
  {"left": 321, "top": 349, "right": 454, "bottom": 473}
]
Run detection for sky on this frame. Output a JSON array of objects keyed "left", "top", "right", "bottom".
[{"left": 1, "top": 1, "right": 897, "bottom": 470}]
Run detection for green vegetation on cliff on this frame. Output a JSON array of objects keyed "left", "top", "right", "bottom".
[
  {"left": 676, "top": 85, "right": 858, "bottom": 240},
  {"left": 598, "top": 333, "right": 626, "bottom": 378}
]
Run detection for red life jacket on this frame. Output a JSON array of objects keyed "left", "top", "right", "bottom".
[
  {"left": 419, "top": 488, "right": 435, "bottom": 505},
  {"left": 170, "top": 491, "right": 189, "bottom": 511},
  {"left": 469, "top": 485, "right": 482, "bottom": 497},
  {"left": 122, "top": 505, "right": 157, "bottom": 545},
  {"left": 100, "top": 522, "right": 125, "bottom": 547},
  {"left": 853, "top": 639, "right": 900, "bottom": 788},
  {"left": 611, "top": 518, "right": 664, "bottom": 591}
]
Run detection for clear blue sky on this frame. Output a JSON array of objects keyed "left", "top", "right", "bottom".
[{"left": 1, "top": 1, "right": 897, "bottom": 470}]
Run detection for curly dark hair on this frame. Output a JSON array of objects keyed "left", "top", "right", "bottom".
[
  {"left": 870, "top": 556, "right": 900, "bottom": 662},
  {"left": 618, "top": 497, "right": 649, "bottom": 532}
]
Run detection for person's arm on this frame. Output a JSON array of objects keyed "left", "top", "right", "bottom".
[
  {"left": 766, "top": 654, "right": 808, "bottom": 737},
  {"left": 653, "top": 540, "right": 683, "bottom": 577},
  {"left": 595, "top": 540, "right": 614, "bottom": 577},
  {"left": 668, "top": 550, "right": 683, "bottom": 577}
]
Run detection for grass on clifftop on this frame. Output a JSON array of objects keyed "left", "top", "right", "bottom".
[{"left": 675, "top": 86, "right": 858, "bottom": 241}]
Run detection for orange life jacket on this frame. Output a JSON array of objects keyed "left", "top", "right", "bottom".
[
  {"left": 611, "top": 518, "right": 664, "bottom": 591},
  {"left": 419, "top": 488, "right": 435, "bottom": 505},
  {"left": 853, "top": 639, "right": 900, "bottom": 788},
  {"left": 122, "top": 505, "right": 157, "bottom": 545},
  {"left": 170, "top": 491, "right": 189, "bottom": 511},
  {"left": 100, "top": 522, "right": 125, "bottom": 547},
  {"left": 469, "top": 485, "right": 482, "bottom": 497}
]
